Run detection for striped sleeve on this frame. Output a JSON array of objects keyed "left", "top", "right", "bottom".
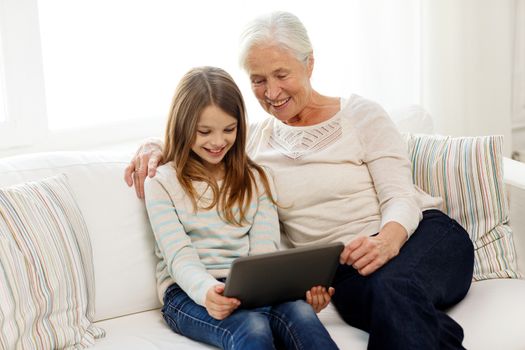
[
  {"left": 144, "top": 177, "right": 219, "bottom": 306},
  {"left": 248, "top": 169, "right": 280, "bottom": 255}
]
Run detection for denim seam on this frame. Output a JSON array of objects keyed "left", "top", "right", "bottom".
[
  {"left": 261, "top": 310, "right": 301, "bottom": 350},
  {"left": 163, "top": 311, "right": 179, "bottom": 334}
]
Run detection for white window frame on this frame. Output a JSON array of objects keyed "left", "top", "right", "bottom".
[
  {"left": 0, "top": 0, "right": 163, "bottom": 157},
  {"left": 0, "top": 0, "right": 47, "bottom": 152}
]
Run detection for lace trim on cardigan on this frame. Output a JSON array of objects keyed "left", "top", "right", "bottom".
[{"left": 269, "top": 117, "right": 342, "bottom": 159}]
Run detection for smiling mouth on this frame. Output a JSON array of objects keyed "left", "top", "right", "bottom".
[
  {"left": 204, "top": 146, "right": 225, "bottom": 156},
  {"left": 267, "top": 97, "right": 291, "bottom": 108}
]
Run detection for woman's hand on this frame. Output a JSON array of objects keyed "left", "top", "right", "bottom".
[
  {"left": 124, "top": 139, "right": 164, "bottom": 199},
  {"left": 306, "top": 286, "right": 334, "bottom": 313},
  {"left": 339, "top": 221, "right": 408, "bottom": 276},
  {"left": 205, "top": 284, "right": 241, "bottom": 320}
]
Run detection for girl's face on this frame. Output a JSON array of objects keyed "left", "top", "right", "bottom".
[
  {"left": 191, "top": 104, "right": 237, "bottom": 176},
  {"left": 245, "top": 43, "right": 313, "bottom": 123}
]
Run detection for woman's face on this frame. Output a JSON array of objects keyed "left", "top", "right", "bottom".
[{"left": 245, "top": 44, "right": 313, "bottom": 123}]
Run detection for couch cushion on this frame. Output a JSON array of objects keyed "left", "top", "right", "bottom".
[
  {"left": 91, "top": 305, "right": 368, "bottom": 350},
  {"left": 0, "top": 174, "right": 105, "bottom": 348},
  {"left": 407, "top": 134, "right": 521, "bottom": 280},
  {"left": 92, "top": 279, "right": 525, "bottom": 350},
  {"left": 0, "top": 152, "right": 161, "bottom": 322},
  {"left": 91, "top": 310, "right": 214, "bottom": 350},
  {"left": 448, "top": 279, "right": 525, "bottom": 350}
]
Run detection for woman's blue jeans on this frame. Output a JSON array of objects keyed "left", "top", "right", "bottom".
[
  {"left": 162, "top": 283, "right": 339, "bottom": 350},
  {"left": 332, "top": 209, "right": 475, "bottom": 350}
]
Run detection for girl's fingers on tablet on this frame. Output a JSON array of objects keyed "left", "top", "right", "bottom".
[
  {"left": 213, "top": 284, "right": 240, "bottom": 307},
  {"left": 313, "top": 287, "right": 322, "bottom": 312},
  {"left": 306, "top": 290, "right": 312, "bottom": 304},
  {"left": 206, "top": 284, "right": 239, "bottom": 319},
  {"left": 306, "top": 289, "right": 321, "bottom": 312},
  {"left": 311, "top": 286, "right": 334, "bottom": 312}
]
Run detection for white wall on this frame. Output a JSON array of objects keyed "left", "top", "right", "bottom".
[{"left": 421, "top": 0, "right": 514, "bottom": 156}]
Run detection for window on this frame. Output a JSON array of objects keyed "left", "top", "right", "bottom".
[
  {"left": 0, "top": 0, "right": 47, "bottom": 153},
  {"left": 37, "top": 0, "right": 248, "bottom": 131},
  {"left": 0, "top": 0, "right": 422, "bottom": 155}
]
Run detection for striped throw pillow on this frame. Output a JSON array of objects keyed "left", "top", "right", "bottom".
[
  {"left": 0, "top": 174, "right": 105, "bottom": 349},
  {"left": 407, "top": 134, "right": 521, "bottom": 280}
]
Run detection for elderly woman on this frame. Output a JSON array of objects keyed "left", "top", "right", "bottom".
[{"left": 125, "top": 11, "right": 474, "bottom": 350}]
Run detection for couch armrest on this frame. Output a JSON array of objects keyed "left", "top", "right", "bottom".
[{"left": 504, "top": 157, "right": 525, "bottom": 276}]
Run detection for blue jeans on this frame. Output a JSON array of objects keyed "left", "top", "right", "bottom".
[
  {"left": 162, "top": 283, "right": 339, "bottom": 350},
  {"left": 332, "top": 210, "right": 474, "bottom": 350}
]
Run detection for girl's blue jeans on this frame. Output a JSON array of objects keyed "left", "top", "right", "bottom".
[{"left": 162, "top": 283, "right": 339, "bottom": 350}]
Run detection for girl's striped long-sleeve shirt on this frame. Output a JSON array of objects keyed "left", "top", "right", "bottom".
[{"left": 144, "top": 162, "right": 280, "bottom": 306}]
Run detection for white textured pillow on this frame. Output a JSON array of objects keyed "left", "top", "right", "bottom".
[
  {"left": 390, "top": 105, "right": 435, "bottom": 134},
  {"left": 0, "top": 174, "right": 105, "bottom": 349},
  {"left": 407, "top": 134, "right": 521, "bottom": 280}
]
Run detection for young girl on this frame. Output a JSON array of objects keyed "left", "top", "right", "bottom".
[{"left": 144, "top": 66, "right": 338, "bottom": 350}]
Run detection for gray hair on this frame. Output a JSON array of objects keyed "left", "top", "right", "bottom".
[{"left": 238, "top": 11, "right": 313, "bottom": 70}]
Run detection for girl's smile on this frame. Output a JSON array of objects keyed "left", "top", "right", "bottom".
[{"left": 192, "top": 104, "right": 237, "bottom": 176}]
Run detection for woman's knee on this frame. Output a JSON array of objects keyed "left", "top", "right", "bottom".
[
  {"left": 433, "top": 218, "right": 474, "bottom": 284},
  {"left": 451, "top": 221, "right": 474, "bottom": 259}
]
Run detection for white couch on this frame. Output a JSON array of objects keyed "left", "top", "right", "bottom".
[{"left": 1, "top": 140, "right": 525, "bottom": 349}]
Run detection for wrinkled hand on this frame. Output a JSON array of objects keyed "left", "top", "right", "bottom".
[
  {"left": 124, "top": 138, "right": 164, "bottom": 199},
  {"left": 205, "top": 284, "right": 241, "bottom": 320},
  {"left": 339, "top": 221, "right": 408, "bottom": 276},
  {"left": 306, "top": 286, "right": 334, "bottom": 313}
]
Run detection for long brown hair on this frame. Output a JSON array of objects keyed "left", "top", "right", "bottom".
[{"left": 163, "top": 66, "right": 276, "bottom": 226}]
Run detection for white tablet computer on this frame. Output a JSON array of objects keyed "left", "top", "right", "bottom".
[{"left": 223, "top": 242, "right": 344, "bottom": 309}]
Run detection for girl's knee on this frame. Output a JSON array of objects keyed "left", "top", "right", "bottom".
[
  {"left": 280, "top": 300, "right": 317, "bottom": 319},
  {"left": 242, "top": 313, "right": 272, "bottom": 335},
  {"left": 220, "top": 313, "right": 274, "bottom": 349},
  {"left": 229, "top": 313, "right": 273, "bottom": 344}
]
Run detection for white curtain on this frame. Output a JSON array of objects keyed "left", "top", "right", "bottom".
[{"left": 421, "top": 0, "right": 514, "bottom": 156}]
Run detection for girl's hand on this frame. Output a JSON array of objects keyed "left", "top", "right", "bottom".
[
  {"left": 205, "top": 284, "right": 241, "bottom": 320},
  {"left": 339, "top": 221, "right": 408, "bottom": 276},
  {"left": 306, "top": 286, "right": 334, "bottom": 313},
  {"left": 124, "top": 138, "right": 164, "bottom": 199}
]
